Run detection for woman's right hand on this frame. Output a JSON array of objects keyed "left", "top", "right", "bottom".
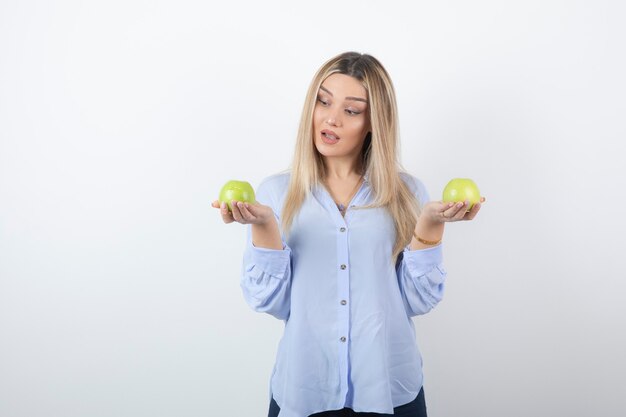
[{"left": 211, "top": 200, "right": 275, "bottom": 225}]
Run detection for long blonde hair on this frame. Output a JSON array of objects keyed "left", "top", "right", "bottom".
[{"left": 281, "top": 51, "right": 423, "bottom": 263}]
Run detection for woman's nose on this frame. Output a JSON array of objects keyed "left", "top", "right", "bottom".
[{"left": 326, "top": 111, "right": 342, "bottom": 127}]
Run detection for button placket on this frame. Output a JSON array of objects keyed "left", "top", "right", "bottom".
[
  {"left": 337, "top": 217, "right": 350, "bottom": 391},
  {"left": 333, "top": 202, "right": 351, "bottom": 392}
]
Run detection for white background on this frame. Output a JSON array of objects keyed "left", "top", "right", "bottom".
[{"left": 1, "top": 1, "right": 625, "bottom": 416}]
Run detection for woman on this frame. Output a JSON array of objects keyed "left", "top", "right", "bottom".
[{"left": 212, "top": 52, "right": 485, "bottom": 417}]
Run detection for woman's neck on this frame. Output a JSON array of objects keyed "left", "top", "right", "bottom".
[{"left": 323, "top": 157, "right": 364, "bottom": 181}]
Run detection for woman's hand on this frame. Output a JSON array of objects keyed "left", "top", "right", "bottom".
[
  {"left": 211, "top": 200, "right": 275, "bottom": 225},
  {"left": 421, "top": 197, "right": 486, "bottom": 225}
]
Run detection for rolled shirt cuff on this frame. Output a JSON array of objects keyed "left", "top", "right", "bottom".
[{"left": 249, "top": 243, "right": 291, "bottom": 280}]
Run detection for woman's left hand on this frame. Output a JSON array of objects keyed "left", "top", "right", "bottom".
[{"left": 422, "top": 197, "right": 486, "bottom": 224}]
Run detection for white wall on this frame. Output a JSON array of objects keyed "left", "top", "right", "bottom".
[{"left": 1, "top": 1, "right": 625, "bottom": 416}]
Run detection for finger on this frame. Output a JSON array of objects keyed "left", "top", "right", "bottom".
[
  {"left": 480, "top": 196, "right": 486, "bottom": 203},
  {"left": 452, "top": 201, "right": 469, "bottom": 221},
  {"left": 445, "top": 201, "right": 465, "bottom": 220},
  {"left": 440, "top": 202, "right": 455, "bottom": 219},
  {"left": 239, "top": 202, "right": 257, "bottom": 220},
  {"left": 211, "top": 200, "right": 220, "bottom": 209},
  {"left": 229, "top": 200, "right": 240, "bottom": 221},
  {"left": 230, "top": 200, "right": 245, "bottom": 223},
  {"left": 235, "top": 201, "right": 253, "bottom": 222},
  {"left": 220, "top": 201, "right": 234, "bottom": 224},
  {"left": 465, "top": 203, "right": 481, "bottom": 220}
]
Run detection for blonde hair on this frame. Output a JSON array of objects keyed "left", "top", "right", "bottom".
[{"left": 281, "top": 51, "right": 422, "bottom": 263}]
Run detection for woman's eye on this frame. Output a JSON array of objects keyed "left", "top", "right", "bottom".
[
  {"left": 316, "top": 97, "right": 360, "bottom": 115},
  {"left": 317, "top": 98, "right": 329, "bottom": 106}
]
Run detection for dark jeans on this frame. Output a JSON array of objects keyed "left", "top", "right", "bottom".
[{"left": 268, "top": 387, "right": 427, "bottom": 417}]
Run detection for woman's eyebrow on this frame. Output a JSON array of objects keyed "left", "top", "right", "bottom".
[{"left": 319, "top": 85, "right": 368, "bottom": 103}]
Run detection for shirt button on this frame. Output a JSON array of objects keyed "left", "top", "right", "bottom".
[
  {"left": 340, "top": 337, "right": 346, "bottom": 342},
  {"left": 340, "top": 264, "right": 346, "bottom": 270},
  {"left": 340, "top": 227, "right": 346, "bottom": 232},
  {"left": 340, "top": 300, "right": 347, "bottom": 305}
]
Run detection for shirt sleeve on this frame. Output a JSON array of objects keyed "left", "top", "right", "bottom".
[
  {"left": 239, "top": 178, "right": 292, "bottom": 321},
  {"left": 395, "top": 174, "right": 447, "bottom": 317}
]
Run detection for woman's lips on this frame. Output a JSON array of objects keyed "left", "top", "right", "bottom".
[
  {"left": 321, "top": 132, "right": 339, "bottom": 145},
  {"left": 321, "top": 129, "right": 340, "bottom": 144}
]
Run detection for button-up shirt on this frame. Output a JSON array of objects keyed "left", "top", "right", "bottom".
[{"left": 240, "top": 171, "right": 446, "bottom": 417}]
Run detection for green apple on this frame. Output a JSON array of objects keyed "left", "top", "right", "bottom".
[
  {"left": 219, "top": 180, "right": 256, "bottom": 211},
  {"left": 442, "top": 178, "right": 481, "bottom": 210}
]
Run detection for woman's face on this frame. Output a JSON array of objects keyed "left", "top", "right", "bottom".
[{"left": 313, "top": 73, "right": 370, "bottom": 162}]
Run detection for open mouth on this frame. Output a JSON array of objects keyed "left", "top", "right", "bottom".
[
  {"left": 321, "top": 132, "right": 339, "bottom": 144},
  {"left": 321, "top": 130, "right": 340, "bottom": 144}
]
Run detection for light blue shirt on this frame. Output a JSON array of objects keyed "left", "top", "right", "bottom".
[{"left": 240, "top": 171, "right": 446, "bottom": 417}]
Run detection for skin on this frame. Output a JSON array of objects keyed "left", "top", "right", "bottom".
[
  {"left": 211, "top": 73, "right": 486, "bottom": 249},
  {"left": 313, "top": 73, "right": 370, "bottom": 179}
]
